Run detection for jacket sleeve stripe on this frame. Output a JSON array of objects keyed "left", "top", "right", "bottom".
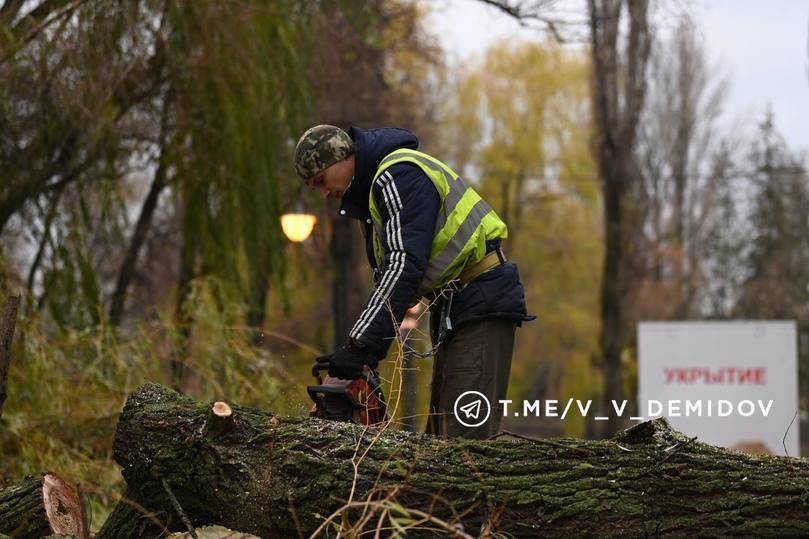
[
  {"left": 350, "top": 179, "right": 405, "bottom": 338},
  {"left": 350, "top": 172, "right": 403, "bottom": 338},
  {"left": 390, "top": 172, "right": 404, "bottom": 250},
  {"left": 349, "top": 251, "right": 404, "bottom": 339},
  {"left": 350, "top": 171, "right": 406, "bottom": 340}
]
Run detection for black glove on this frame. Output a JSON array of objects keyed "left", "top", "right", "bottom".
[{"left": 318, "top": 341, "right": 380, "bottom": 380}]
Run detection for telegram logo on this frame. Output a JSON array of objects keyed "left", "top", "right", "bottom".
[{"left": 453, "top": 390, "right": 491, "bottom": 428}]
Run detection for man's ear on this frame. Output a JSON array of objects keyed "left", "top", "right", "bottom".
[{"left": 345, "top": 155, "right": 357, "bottom": 187}]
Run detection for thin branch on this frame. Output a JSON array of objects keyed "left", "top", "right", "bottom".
[
  {"left": 161, "top": 478, "right": 197, "bottom": 539},
  {"left": 0, "top": 0, "right": 90, "bottom": 66},
  {"left": 0, "top": 0, "right": 25, "bottom": 26},
  {"left": 476, "top": 0, "right": 567, "bottom": 42},
  {"left": 26, "top": 188, "right": 64, "bottom": 291}
]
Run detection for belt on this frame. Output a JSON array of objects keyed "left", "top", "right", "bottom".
[
  {"left": 457, "top": 246, "right": 507, "bottom": 286},
  {"left": 424, "top": 246, "right": 506, "bottom": 351},
  {"left": 422, "top": 244, "right": 507, "bottom": 303}
]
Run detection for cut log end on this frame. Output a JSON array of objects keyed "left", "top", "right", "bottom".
[
  {"left": 0, "top": 473, "right": 86, "bottom": 538},
  {"left": 203, "top": 401, "right": 235, "bottom": 438},
  {"left": 42, "top": 473, "right": 85, "bottom": 537},
  {"left": 212, "top": 401, "right": 232, "bottom": 418}
]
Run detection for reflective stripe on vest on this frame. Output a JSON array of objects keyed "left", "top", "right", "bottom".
[{"left": 369, "top": 148, "right": 508, "bottom": 296}]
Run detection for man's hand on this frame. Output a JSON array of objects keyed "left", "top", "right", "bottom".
[{"left": 318, "top": 341, "right": 379, "bottom": 380}]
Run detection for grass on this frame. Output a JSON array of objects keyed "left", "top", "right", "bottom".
[{"left": 0, "top": 281, "right": 293, "bottom": 533}]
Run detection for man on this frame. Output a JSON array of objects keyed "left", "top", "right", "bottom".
[{"left": 293, "top": 125, "right": 533, "bottom": 439}]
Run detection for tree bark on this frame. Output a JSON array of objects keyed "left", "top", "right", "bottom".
[
  {"left": 95, "top": 491, "right": 171, "bottom": 539},
  {"left": 100, "top": 382, "right": 809, "bottom": 538},
  {"left": 0, "top": 473, "right": 87, "bottom": 538},
  {"left": 0, "top": 294, "right": 20, "bottom": 422}
]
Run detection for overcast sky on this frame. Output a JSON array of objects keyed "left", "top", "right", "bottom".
[{"left": 429, "top": 0, "right": 809, "bottom": 154}]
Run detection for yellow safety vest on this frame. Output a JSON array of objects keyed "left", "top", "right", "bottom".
[{"left": 369, "top": 148, "right": 508, "bottom": 297}]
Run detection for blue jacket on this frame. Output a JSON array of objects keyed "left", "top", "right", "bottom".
[{"left": 339, "top": 126, "right": 532, "bottom": 358}]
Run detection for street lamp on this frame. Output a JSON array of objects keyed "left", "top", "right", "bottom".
[{"left": 281, "top": 209, "right": 316, "bottom": 242}]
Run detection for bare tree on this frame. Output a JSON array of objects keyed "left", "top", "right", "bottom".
[
  {"left": 587, "top": 0, "right": 651, "bottom": 436},
  {"left": 634, "top": 16, "right": 730, "bottom": 320},
  {"left": 473, "top": 0, "right": 591, "bottom": 43},
  {"left": 469, "top": 0, "right": 651, "bottom": 436},
  {"left": 476, "top": 0, "right": 571, "bottom": 42}
]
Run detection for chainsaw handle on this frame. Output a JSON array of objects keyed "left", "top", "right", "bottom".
[
  {"left": 312, "top": 360, "right": 331, "bottom": 378},
  {"left": 311, "top": 360, "right": 378, "bottom": 385}
]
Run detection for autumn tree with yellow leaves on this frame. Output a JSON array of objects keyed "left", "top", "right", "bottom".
[{"left": 439, "top": 39, "right": 602, "bottom": 437}]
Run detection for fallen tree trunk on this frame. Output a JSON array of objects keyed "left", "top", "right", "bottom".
[
  {"left": 0, "top": 473, "right": 86, "bottom": 538},
  {"left": 99, "top": 382, "right": 809, "bottom": 538}
]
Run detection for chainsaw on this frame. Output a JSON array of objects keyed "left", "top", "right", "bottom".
[{"left": 308, "top": 360, "right": 388, "bottom": 426}]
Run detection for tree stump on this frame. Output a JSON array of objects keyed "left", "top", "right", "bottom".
[
  {"left": 0, "top": 473, "right": 86, "bottom": 538},
  {"left": 98, "top": 382, "right": 809, "bottom": 538}
]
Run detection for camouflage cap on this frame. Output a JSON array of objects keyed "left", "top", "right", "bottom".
[{"left": 293, "top": 125, "right": 356, "bottom": 181}]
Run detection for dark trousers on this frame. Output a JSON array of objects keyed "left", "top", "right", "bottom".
[{"left": 425, "top": 311, "right": 516, "bottom": 439}]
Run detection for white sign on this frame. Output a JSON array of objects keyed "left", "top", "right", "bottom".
[{"left": 638, "top": 321, "right": 799, "bottom": 457}]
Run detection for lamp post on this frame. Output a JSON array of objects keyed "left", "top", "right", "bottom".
[{"left": 281, "top": 200, "right": 349, "bottom": 350}]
